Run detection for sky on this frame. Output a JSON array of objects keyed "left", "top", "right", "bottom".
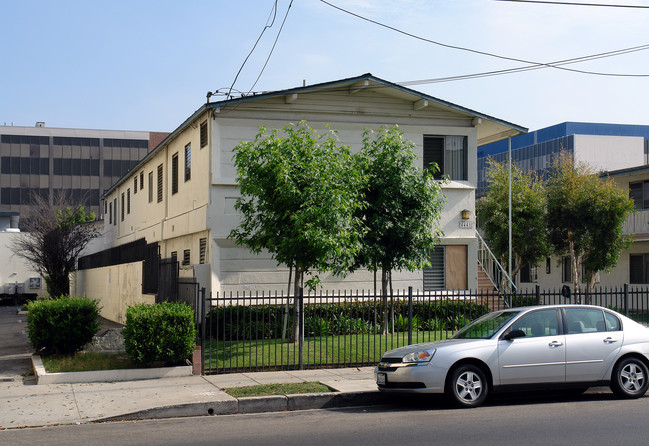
[{"left": 1, "top": 0, "right": 648, "bottom": 134}]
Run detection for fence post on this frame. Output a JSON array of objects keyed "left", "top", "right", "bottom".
[
  {"left": 200, "top": 287, "right": 206, "bottom": 375},
  {"left": 408, "top": 286, "right": 413, "bottom": 345},
  {"left": 624, "top": 283, "right": 629, "bottom": 317},
  {"left": 298, "top": 287, "right": 304, "bottom": 370}
]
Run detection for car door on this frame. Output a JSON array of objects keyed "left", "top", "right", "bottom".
[
  {"left": 498, "top": 309, "right": 566, "bottom": 385},
  {"left": 564, "top": 308, "right": 623, "bottom": 383}
]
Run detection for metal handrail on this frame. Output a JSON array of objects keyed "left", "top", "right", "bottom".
[{"left": 475, "top": 229, "right": 517, "bottom": 296}]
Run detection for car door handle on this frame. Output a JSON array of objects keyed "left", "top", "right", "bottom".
[
  {"left": 549, "top": 340, "right": 563, "bottom": 347},
  {"left": 603, "top": 337, "right": 618, "bottom": 344}
]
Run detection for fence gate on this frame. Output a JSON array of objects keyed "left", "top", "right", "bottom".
[{"left": 156, "top": 258, "right": 178, "bottom": 303}]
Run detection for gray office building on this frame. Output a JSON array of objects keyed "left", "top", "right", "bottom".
[{"left": 0, "top": 123, "right": 168, "bottom": 222}]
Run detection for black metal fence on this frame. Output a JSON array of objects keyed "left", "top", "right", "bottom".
[{"left": 198, "top": 285, "right": 649, "bottom": 375}]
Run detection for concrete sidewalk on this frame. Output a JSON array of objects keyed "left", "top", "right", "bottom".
[{"left": 0, "top": 367, "right": 381, "bottom": 429}]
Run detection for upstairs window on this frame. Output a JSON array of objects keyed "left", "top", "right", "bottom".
[
  {"left": 200, "top": 121, "right": 208, "bottom": 148},
  {"left": 423, "top": 135, "right": 468, "bottom": 181},
  {"left": 157, "top": 164, "right": 163, "bottom": 203},
  {"left": 629, "top": 181, "right": 649, "bottom": 210},
  {"left": 184, "top": 144, "right": 191, "bottom": 182},
  {"left": 172, "top": 153, "right": 179, "bottom": 195},
  {"left": 134, "top": 177, "right": 137, "bottom": 194},
  {"left": 183, "top": 249, "right": 190, "bottom": 266},
  {"left": 148, "top": 171, "right": 153, "bottom": 203}
]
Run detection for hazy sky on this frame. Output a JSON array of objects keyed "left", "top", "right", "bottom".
[{"left": 2, "top": 0, "right": 648, "bottom": 134}]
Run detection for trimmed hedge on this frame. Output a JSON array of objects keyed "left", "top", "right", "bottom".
[
  {"left": 123, "top": 302, "right": 197, "bottom": 366},
  {"left": 206, "top": 299, "right": 488, "bottom": 341},
  {"left": 26, "top": 296, "right": 100, "bottom": 355}
]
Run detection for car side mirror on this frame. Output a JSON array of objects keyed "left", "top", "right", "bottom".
[{"left": 504, "top": 329, "right": 526, "bottom": 341}]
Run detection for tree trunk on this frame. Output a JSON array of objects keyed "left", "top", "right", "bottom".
[
  {"left": 281, "top": 265, "right": 293, "bottom": 342},
  {"left": 569, "top": 239, "right": 581, "bottom": 303}
]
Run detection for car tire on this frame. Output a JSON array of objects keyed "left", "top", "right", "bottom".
[
  {"left": 446, "top": 364, "right": 488, "bottom": 408},
  {"left": 610, "top": 357, "right": 649, "bottom": 399}
]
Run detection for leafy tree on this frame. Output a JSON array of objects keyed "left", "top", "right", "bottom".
[
  {"left": 546, "top": 152, "right": 634, "bottom": 298},
  {"left": 478, "top": 158, "right": 548, "bottom": 291},
  {"left": 229, "top": 121, "right": 366, "bottom": 297},
  {"left": 356, "top": 127, "right": 445, "bottom": 333},
  {"left": 12, "top": 191, "right": 100, "bottom": 298}
]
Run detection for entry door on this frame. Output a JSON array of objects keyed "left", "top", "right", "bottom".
[{"left": 498, "top": 309, "right": 566, "bottom": 385}]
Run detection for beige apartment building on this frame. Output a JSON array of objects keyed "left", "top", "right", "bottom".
[{"left": 73, "top": 74, "right": 525, "bottom": 323}]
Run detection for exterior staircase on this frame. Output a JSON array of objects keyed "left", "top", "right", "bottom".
[{"left": 476, "top": 230, "right": 515, "bottom": 311}]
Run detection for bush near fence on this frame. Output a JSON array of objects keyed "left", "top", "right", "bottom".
[{"left": 205, "top": 298, "right": 489, "bottom": 341}]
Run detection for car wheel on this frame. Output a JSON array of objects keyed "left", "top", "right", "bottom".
[
  {"left": 610, "top": 357, "right": 649, "bottom": 399},
  {"left": 447, "top": 364, "right": 488, "bottom": 408}
]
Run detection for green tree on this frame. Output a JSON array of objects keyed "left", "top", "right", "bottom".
[
  {"left": 356, "top": 127, "right": 445, "bottom": 333},
  {"left": 546, "top": 152, "right": 634, "bottom": 298},
  {"left": 478, "top": 158, "right": 548, "bottom": 291},
  {"left": 229, "top": 121, "right": 366, "bottom": 297},
  {"left": 12, "top": 191, "right": 100, "bottom": 298}
]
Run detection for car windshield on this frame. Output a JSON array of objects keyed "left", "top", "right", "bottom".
[{"left": 452, "top": 310, "right": 521, "bottom": 339}]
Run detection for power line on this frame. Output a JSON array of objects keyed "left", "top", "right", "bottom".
[
  {"left": 246, "top": 0, "right": 294, "bottom": 95},
  {"left": 494, "top": 0, "right": 649, "bottom": 8},
  {"left": 319, "top": 0, "right": 649, "bottom": 77},
  {"left": 225, "top": 1, "right": 279, "bottom": 100}
]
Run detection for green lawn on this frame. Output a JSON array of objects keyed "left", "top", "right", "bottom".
[{"left": 203, "top": 330, "right": 451, "bottom": 371}]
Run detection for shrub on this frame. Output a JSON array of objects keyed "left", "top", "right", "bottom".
[
  {"left": 123, "top": 302, "right": 197, "bottom": 366},
  {"left": 26, "top": 296, "right": 100, "bottom": 355}
]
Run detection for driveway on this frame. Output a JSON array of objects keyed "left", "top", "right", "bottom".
[{"left": 0, "top": 305, "right": 34, "bottom": 383}]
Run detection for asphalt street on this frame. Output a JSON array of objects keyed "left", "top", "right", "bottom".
[{"left": 1, "top": 392, "right": 647, "bottom": 446}]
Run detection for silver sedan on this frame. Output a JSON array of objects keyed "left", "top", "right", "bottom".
[{"left": 375, "top": 305, "right": 649, "bottom": 408}]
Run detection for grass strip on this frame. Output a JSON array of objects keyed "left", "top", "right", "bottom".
[
  {"left": 41, "top": 352, "right": 140, "bottom": 373},
  {"left": 225, "top": 381, "right": 332, "bottom": 398}
]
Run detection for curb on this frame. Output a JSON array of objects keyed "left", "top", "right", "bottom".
[
  {"left": 97, "top": 391, "right": 387, "bottom": 422},
  {"left": 32, "top": 355, "right": 193, "bottom": 385}
]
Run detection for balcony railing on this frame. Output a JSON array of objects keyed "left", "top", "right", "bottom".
[{"left": 624, "top": 209, "right": 649, "bottom": 235}]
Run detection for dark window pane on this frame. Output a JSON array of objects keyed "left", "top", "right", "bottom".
[
  {"left": 643, "top": 182, "right": 649, "bottom": 210},
  {"left": 62, "top": 159, "right": 71, "bottom": 175},
  {"left": 104, "top": 159, "right": 112, "bottom": 176},
  {"left": 1, "top": 188, "right": 9, "bottom": 205},
  {"left": 30, "top": 158, "right": 39, "bottom": 174},
  {"left": 630, "top": 182, "right": 643, "bottom": 209},
  {"left": 423, "top": 136, "right": 444, "bottom": 179},
  {"left": 40, "top": 158, "right": 49, "bottom": 175},
  {"left": 81, "top": 159, "right": 90, "bottom": 176},
  {"left": 71, "top": 159, "right": 81, "bottom": 175},
  {"left": 20, "top": 158, "right": 30, "bottom": 174},
  {"left": 54, "top": 158, "right": 62, "bottom": 175},
  {"left": 11, "top": 157, "right": 19, "bottom": 172},
  {"left": 10, "top": 188, "right": 19, "bottom": 205},
  {"left": 1, "top": 157, "right": 10, "bottom": 174},
  {"left": 91, "top": 160, "right": 99, "bottom": 176}
]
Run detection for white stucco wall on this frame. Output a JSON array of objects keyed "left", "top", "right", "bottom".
[{"left": 574, "top": 135, "right": 645, "bottom": 172}]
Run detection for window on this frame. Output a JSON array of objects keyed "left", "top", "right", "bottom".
[
  {"left": 509, "top": 309, "right": 559, "bottom": 338},
  {"left": 184, "top": 144, "right": 191, "bottom": 182},
  {"left": 113, "top": 198, "right": 117, "bottom": 225},
  {"left": 423, "top": 247, "right": 445, "bottom": 290},
  {"left": 629, "top": 181, "right": 649, "bottom": 210},
  {"left": 109, "top": 202, "right": 112, "bottom": 224},
  {"left": 157, "top": 164, "right": 163, "bottom": 203},
  {"left": 423, "top": 135, "right": 467, "bottom": 181},
  {"left": 127, "top": 188, "right": 131, "bottom": 214},
  {"left": 171, "top": 153, "right": 179, "bottom": 194},
  {"left": 520, "top": 263, "right": 537, "bottom": 283},
  {"left": 170, "top": 251, "right": 177, "bottom": 261},
  {"left": 630, "top": 254, "right": 649, "bottom": 284},
  {"left": 134, "top": 177, "right": 137, "bottom": 194},
  {"left": 120, "top": 192, "right": 125, "bottom": 221},
  {"left": 545, "top": 257, "right": 551, "bottom": 275},
  {"left": 199, "top": 238, "right": 207, "bottom": 264},
  {"left": 140, "top": 171, "right": 144, "bottom": 190},
  {"left": 565, "top": 308, "right": 607, "bottom": 334},
  {"left": 562, "top": 256, "right": 572, "bottom": 283},
  {"left": 183, "top": 249, "right": 191, "bottom": 266},
  {"left": 200, "top": 121, "right": 208, "bottom": 148},
  {"left": 148, "top": 171, "right": 153, "bottom": 203}
]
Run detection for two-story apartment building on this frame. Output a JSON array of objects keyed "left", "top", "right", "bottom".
[{"left": 74, "top": 74, "right": 526, "bottom": 323}]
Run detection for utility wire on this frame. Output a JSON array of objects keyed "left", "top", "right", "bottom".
[
  {"left": 225, "top": 1, "right": 278, "bottom": 100},
  {"left": 246, "top": 0, "right": 294, "bottom": 95},
  {"left": 494, "top": 0, "right": 649, "bottom": 8},
  {"left": 319, "top": 0, "right": 649, "bottom": 77}
]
